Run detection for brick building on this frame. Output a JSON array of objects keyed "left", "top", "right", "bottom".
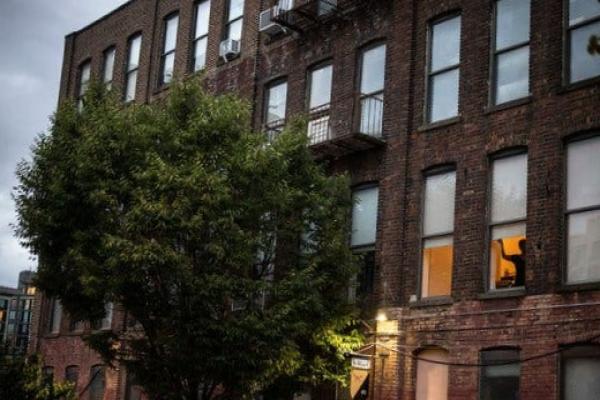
[{"left": 29, "top": 0, "right": 600, "bottom": 399}]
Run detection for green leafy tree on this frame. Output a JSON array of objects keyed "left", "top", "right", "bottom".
[
  {"left": 15, "top": 79, "right": 362, "bottom": 399},
  {"left": 0, "top": 347, "right": 75, "bottom": 400}
]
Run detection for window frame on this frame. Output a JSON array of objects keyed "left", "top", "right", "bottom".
[
  {"left": 562, "top": 132, "right": 600, "bottom": 286},
  {"left": 102, "top": 46, "right": 116, "bottom": 88},
  {"left": 262, "top": 78, "right": 288, "bottom": 137},
  {"left": 560, "top": 344, "right": 600, "bottom": 400},
  {"left": 418, "top": 166, "right": 457, "bottom": 299},
  {"left": 89, "top": 364, "right": 106, "bottom": 400},
  {"left": 124, "top": 33, "right": 142, "bottom": 102},
  {"left": 355, "top": 41, "right": 387, "bottom": 137},
  {"left": 159, "top": 12, "right": 180, "bottom": 87},
  {"left": 478, "top": 347, "right": 521, "bottom": 400},
  {"left": 489, "top": 0, "right": 531, "bottom": 106},
  {"left": 425, "top": 12, "right": 462, "bottom": 125},
  {"left": 76, "top": 59, "right": 92, "bottom": 110},
  {"left": 563, "top": 0, "right": 600, "bottom": 87},
  {"left": 65, "top": 365, "right": 79, "bottom": 386},
  {"left": 223, "top": 0, "right": 244, "bottom": 42},
  {"left": 191, "top": 0, "right": 211, "bottom": 72},
  {"left": 485, "top": 148, "right": 528, "bottom": 292},
  {"left": 415, "top": 347, "right": 450, "bottom": 400},
  {"left": 306, "top": 60, "right": 333, "bottom": 144},
  {"left": 47, "top": 298, "right": 62, "bottom": 335}
]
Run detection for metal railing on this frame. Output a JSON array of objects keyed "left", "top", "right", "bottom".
[
  {"left": 307, "top": 104, "right": 332, "bottom": 145},
  {"left": 359, "top": 91, "right": 384, "bottom": 137},
  {"left": 264, "top": 119, "right": 285, "bottom": 144}
]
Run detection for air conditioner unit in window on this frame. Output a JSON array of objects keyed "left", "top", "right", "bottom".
[
  {"left": 259, "top": 0, "right": 294, "bottom": 36},
  {"left": 219, "top": 39, "right": 241, "bottom": 61}
]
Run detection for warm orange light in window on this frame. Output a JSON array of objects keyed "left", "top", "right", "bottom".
[
  {"left": 490, "top": 234, "right": 526, "bottom": 289},
  {"left": 422, "top": 242, "right": 453, "bottom": 297}
]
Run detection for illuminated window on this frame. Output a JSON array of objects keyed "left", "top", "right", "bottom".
[
  {"left": 264, "top": 80, "right": 288, "bottom": 139},
  {"left": 125, "top": 34, "right": 142, "bottom": 102},
  {"left": 77, "top": 61, "right": 91, "bottom": 111},
  {"left": 480, "top": 349, "right": 520, "bottom": 400},
  {"left": 416, "top": 348, "right": 449, "bottom": 400},
  {"left": 421, "top": 171, "right": 455, "bottom": 298},
  {"left": 427, "top": 15, "right": 461, "bottom": 123},
  {"left": 159, "top": 14, "right": 179, "bottom": 85},
  {"left": 102, "top": 47, "right": 116, "bottom": 88},
  {"left": 488, "top": 153, "right": 527, "bottom": 290},
  {"left": 491, "top": 0, "right": 530, "bottom": 105},
  {"left": 566, "top": 0, "right": 600, "bottom": 83},
  {"left": 225, "top": 0, "right": 244, "bottom": 42},
  {"left": 192, "top": 1, "right": 211, "bottom": 71},
  {"left": 89, "top": 365, "right": 106, "bottom": 400},
  {"left": 358, "top": 43, "right": 386, "bottom": 136},
  {"left": 561, "top": 345, "right": 600, "bottom": 400},
  {"left": 566, "top": 136, "right": 600, "bottom": 283}
]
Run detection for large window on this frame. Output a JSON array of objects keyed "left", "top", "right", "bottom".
[
  {"left": 48, "top": 298, "right": 62, "bottom": 334},
  {"left": 480, "top": 349, "right": 520, "bottom": 400},
  {"left": 561, "top": 345, "right": 600, "bottom": 400},
  {"left": 125, "top": 34, "right": 142, "bottom": 102},
  {"left": 567, "top": 0, "right": 600, "bottom": 83},
  {"left": 192, "top": 0, "right": 211, "bottom": 71},
  {"left": 264, "top": 80, "right": 288, "bottom": 139},
  {"left": 492, "top": 0, "right": 530, "bottom": 105},
  {"left": 358, "top": 44, "right": 386, "bottom": 137},
  {"left": 160, "top": 14, "right": 179, "bottom": 86},
  {"left": 416, "top": 348, "right": 449, "bottom": 400},
  {"left": 102, "top": 47, "right": 116, "bottom": 89},
  {"left": 225, "top": 0, "right": 244, "bottom": 42},
  {"left": 77, "top": 61, "right": 91, "bottom": 111},
  {"left": 65, "top": 365, "right": 79, "bottom": 385},
  {"left": 89, "top": 365, "right": 106, "bottom": 400},
  {"left": 307, "top": 63, "right": 333, "bottom": 144},
  {"left": 427, "top": 15, "right": 461, "bottom": 123},
  {"left": 566, "top": 136, "right": 600, "bottom": 284},
  {"left": 421, "top": 170, "right": 456, "bottom": 298},
  {"left": 488, "top": 153, "right": 527, "bottom": 290}
]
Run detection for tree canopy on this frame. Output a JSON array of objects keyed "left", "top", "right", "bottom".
[{"left": 15, "top": 79, "right": 362, "bottom": 399}]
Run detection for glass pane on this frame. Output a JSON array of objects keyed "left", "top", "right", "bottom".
[
  {"left": 423, "top": 171, "right": 456, "bottom": 236},
  {"left": 491, "top": 153, "right": 527, "bottom": 223},
  {"left": 65, "top": 366, "right": 79, "bottom": 384},
  {"left": 266, "top": 82, "right": 287, "bottom": 123},
  {"left": 567, "top": 210, "right": 600, "bottom": 283},
  {"left": 429, "top": 69, "right": 459, "bottom": 123},
  {"left": 103, "top": 48, "right": 115, "bottom": 84},
  {"left": 351, "top": 186, "right": 379, "bottom": 247},
  {"left": 79, "top": 63, "right": 91, "bottom": 96},
  {"left": 431, "top": 16, "right": 461, "bottom": 72},
  {"left": 564, "top": 357, "right": 600, "bottom": 400},
  {"left": 229, "top": 0, "right": 244, "bottom": 21},
  {"left": 228, "top": 18, "right": 243, "bottom": 41},
  {"left": 490, "top": 223, "right": 526, "bottom": 290},
  {"left": 496, "top": 0, "right": 530, "bottom": 50},
  {"left": 164, "top": 15, "right": 179, "bottom": 52},
  {"left": 495, "top": 46, "right": 529, "bottom": 104},
  {"left": 125, "top": 70, "right": 138, "bottom": 102},
  {"left": 570, "top": 0, "right": 600, "bottom": 25},
  {"left": 194, "top": 37, "right": 208, "bottom": 71},
  {"left": 567, "top": 136, "right": 600, "bottom": 210},
  {"left": 51, "top": 300, "right": 62, "bottom": 333},
  {"left": 416, "top": 349, "right": 449, "bottom": 400},
  {"left": 481, "top": 350, "right": 520, "bottom": 400},
  {"left": 128, "top": 35, "right": 142, "bottom": 70},
  {"left": 309, "top": 64, "right": 332, "bottom": 109},
  {"left": 360, "top": 44, "right": 386, "bottom": 94},
  {"left": 570, "top": 22, "right": 600, "bottom": 83},
  {"left": 89, "top": 366, "right": 105, "bottom": 400},
  {"left": 162, "top": 52, "right": 175, "bottom": 84},
  {"left": 422, "top": 236, "right": 453, "bottom": 297},
  {"left": 101, "top": 303, "right": 113, "bottom": 330},
  {"left": 195, "top": 0, "right": 211, "bottom": 38},
  {"left": 360, "top": 93, "right": 384, "bottom": 137}
]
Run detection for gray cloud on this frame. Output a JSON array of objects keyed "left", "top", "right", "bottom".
[{"left": 0, "top": 0, "right": 127, "bottom": 287}]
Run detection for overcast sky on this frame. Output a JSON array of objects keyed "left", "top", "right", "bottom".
[{"left": 0, "top": 0, "right": 127, "bottom": 287}]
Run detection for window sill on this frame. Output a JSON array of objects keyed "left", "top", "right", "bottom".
[
  {"left": 478, "top": 287, "right": 526, "bottom": 300},
  {"left": 558, "top": 281, "right": 600, "bottom": 293},
  {"left": 418, "top": 116, "right": 462, "bottom": 133},
  {"left": 484, "top": 96, "right": 532, "bottom": 114},
  {"left": 217, "top": 53, "right": 242, "bottom": 67},
  {"left": 409, "top": 296, "right": 453, "bottom": 308},
  {"left": 558, "top": 76, "right": 600, "bottom": 94}
]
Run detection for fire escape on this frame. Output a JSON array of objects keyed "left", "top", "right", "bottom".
[{"left": 260, "top": 0, "right": 387, "bottom": 158}]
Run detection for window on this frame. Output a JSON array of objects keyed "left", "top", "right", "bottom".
[
  {"left": 567, "top": 0, "right": 600, "bottom": 83},
  {"left": 225, "top": 0, "right": 244, "bottom": 42},
  {"left": 416, "top": 348, "right": 449, "bottom": 400},
  {"left": 102, "top": 47, "right": 116, "bottom": 88},
  {"left": 358, "top": 44, "right": 386, "bottom": 137},
  {"left": 192, "top": 1, "right": 211, "bottom": 71},
  {"left": 160, "top": 14, "right": 179, "bottom": 86},
  {"left": 264, "top": 80, "right": 288, "bottom": 139},
  {"left": 561, "top": 345, "right": 600, "bottom": 400},
  {"left": 69, "top": 316, "right": 84, "bottom": 332},
  {"left": 488, "top": 153, "right": 527, "bottom": 290},
  {"left": 48, "top": 298, "right": 62, "bottom": 334},
  {"left": 77, "top": 61, "right": 91, "bottom": 111},
  {"left": 427, "top": 15, "right": 461, "bottom": 123},
  {"left": 480, "top": 349, "right": 520, "bottom": 400},
  {"left": 126, "top": 372, "right": 146, "bottom": 400},
  {"left": 566, "top": 136, "right": 600, "bottom": 283},
  {"left": 42, "top": 366, "right": 54, "bottom": 387},
  {"left": 65, "top": 365, "right": 79, "bottom": 385},
  {"left": 125, "top": 34, "right": 142, "bottom": 102},
  {"left": 421, "top": 170, "right": 456, "bottom": 298},
  {"left": 307, "top": 63, "right": 333, "bottom": 144},
  {"left": 92, "top": 302, "right": 114, "bottom": 331},
  {"left": 492, "top": 0, "right": 530, "bottom": 105},
  {"left": 89, "top": 365, "right": 106, "bottom": 400}
]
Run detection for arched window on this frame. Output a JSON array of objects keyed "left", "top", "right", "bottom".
[
  {"left": 65, "top": 365, "right": 79, "bottom": 385},
  {"left": 89, "top": 365, "right": 105, "bottom": 400},
  {"left": 416, "top": 348, "right": 449, "bottom": 400}
]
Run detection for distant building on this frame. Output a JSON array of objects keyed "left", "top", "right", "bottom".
[{"left": 1, "top": 270, "right": 36, "bottom": 355}]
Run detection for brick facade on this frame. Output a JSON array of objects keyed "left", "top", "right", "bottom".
[{"left": 33, "top": 0, "right": 600, "bottom": 399}]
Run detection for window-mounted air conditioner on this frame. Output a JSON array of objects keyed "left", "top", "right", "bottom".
[
  {"left": 258, "top": 0, "right": 294, "bottom": 36},
  {"left": 219, "top": 39, "right": 241, "bottom": 61}
]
